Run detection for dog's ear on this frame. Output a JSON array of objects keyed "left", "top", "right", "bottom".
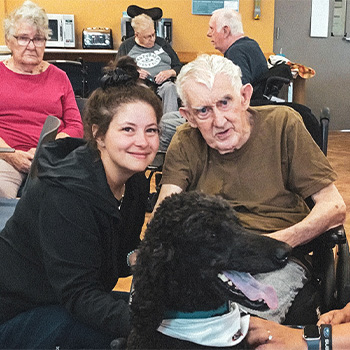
[{"left": 130, "top": 241, "right": 175, "bottom": 342}]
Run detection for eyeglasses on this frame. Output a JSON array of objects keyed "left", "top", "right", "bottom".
[
  {"left": 187, "top": 97, "right": 234, "bottom": 120},
  {"left": 138, "top": 31, "right": 155, "bottom": 40},
  {"left": 13, "top": 35, "right": 47, "bottom": 47}
]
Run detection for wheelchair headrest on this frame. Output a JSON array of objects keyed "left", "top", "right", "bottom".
[{"left": 127, "top": 5, "right": 163, "bottom": 21}]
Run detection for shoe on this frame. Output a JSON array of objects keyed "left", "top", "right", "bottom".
[{"left": 127, "top": 5, "right": 163, "bottom": 21}]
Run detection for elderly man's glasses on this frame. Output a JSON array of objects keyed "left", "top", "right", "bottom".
[
  {"left": 187, "top": 97, "right": 234, "bottom": 120},
  {"left": 13, "top": 35, "right": 47, "bottom": 47}
]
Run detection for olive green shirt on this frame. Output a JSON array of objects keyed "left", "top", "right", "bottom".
[{"left": 161, "top": 105, "right": 336, "bottom": 234}]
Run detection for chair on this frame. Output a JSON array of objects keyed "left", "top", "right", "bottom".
[
  {"left": 252, "top": 62, "right": 293, "bottom": 101},
  {"left": 121, "top": 6, "right": 163, "bottom": 42},
  {"left": 299, "top": 107, "right": 350, "bottom": 314},
  {"left": 256, "top": 104, "right": 350, "bottom": 316},
  {"left": 0, "top": 115, "right": 61, "bottom": 231},
  {"left": 250, "top": 100, "right": 350, "bottom": 315},
  {"left": 250, "top": 100, "right": 322, "bottom": 149},
  {"left": 75, "top": 97, "right": 88, "bottom": 118},
  {"left": 146, "top": 150, "right": 166, "bottom": 212},
  {"left": 48, "top": 59, "right": 88, "bottom": 98},
  {"left": 21, "top": 115, "right": 61, "bottom": 194}
]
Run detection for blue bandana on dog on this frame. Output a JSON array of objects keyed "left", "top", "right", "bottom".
[{"left": 157, "top": 303, "right": 250, "bottom": 347}]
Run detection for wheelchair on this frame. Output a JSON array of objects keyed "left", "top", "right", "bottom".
[
  {"left": 146, "top": 105, "right": 350, "bottom": 320},
  {"left": 251, "top": 62, "right": 293, "bottom": 101}
]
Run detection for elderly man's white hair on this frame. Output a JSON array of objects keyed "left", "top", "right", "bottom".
[
  {"left": 176, "top": 54, "right": 243, "bottom": 107},
  {"left": 4, "top": 0, "right": 50, "bottom": 40},
  {"left": 212, "top": 8, "right": 244, "bottom": 34}
]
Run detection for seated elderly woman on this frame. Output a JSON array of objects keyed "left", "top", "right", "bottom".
[
  {"left": 0, "top": 0, "right": 83, "bottom": 198},
  {"left": 117, "top": 13, "right": 182, "bottom": 114}
]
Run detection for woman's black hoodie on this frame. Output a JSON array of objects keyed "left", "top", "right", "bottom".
[{"left": 0, "top": 138, "right": 149, "bottom": 337}]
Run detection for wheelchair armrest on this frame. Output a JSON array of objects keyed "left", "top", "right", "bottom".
[
  {"left": 146, "top": 150, "right": 166, "bottom": 172},
  {"left": 294, "top": 225, "right": 346, "bottom": 256},
  {"left": 265, "top": 76, "right": 291, "bottom": 86},
  {"left": 317, "top": 225, "right": 347, "bottom": 246}
]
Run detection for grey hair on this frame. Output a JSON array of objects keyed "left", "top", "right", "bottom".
[
  {"left": 4, "top": 0, "right": 50, "bottom": 40},
  {"left": 176, "top": 54, "right": 242, "bottom": 106},
  {"left": 212, "top": 8, "right": 244, "bottom": 34},
  {"left": 131, "top": 13, "right": 154, "bottom": 33}
]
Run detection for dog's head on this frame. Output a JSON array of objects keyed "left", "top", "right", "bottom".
[{"left": 132, "top": 192, "right": 291, "bottom": 323}]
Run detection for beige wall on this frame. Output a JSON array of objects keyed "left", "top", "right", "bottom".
[
  {"left": 0, "top": 0, "right": 6, "bottom": 42},
  {"left": 1, "top": 0, "right": 275, "bottom": 54}
]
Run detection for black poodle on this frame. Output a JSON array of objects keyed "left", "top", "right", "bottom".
[{"left": 128, "top": 192, "right": 291, "bottom": 349}]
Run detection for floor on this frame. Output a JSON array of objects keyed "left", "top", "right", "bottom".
[{"left": 115, "top": 130, "right": 350, "bottom": 292}]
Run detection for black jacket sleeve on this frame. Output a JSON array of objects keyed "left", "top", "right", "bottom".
[
  {"left": 155, "top": 37, "right": 183, "bottom": 75},
  {"left": 116, "top": 37, "right": 136, "bottom": 59}
]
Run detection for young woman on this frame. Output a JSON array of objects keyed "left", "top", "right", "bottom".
[{"left": 0, "top": 61, "right": 162, "bottom": 349}]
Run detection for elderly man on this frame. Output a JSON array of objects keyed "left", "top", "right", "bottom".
[
  {"left": 117, "top": 14, "right": 182, "bottom": 113},
  {"left": 153, "top": 54, "right": 346, "bottom": 325},
  {"left": 207, "top": 8, "right": 268, "bottom": 85}
]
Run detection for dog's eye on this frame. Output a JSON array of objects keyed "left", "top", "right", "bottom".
[{"left": 211, "top": 232, "right": 217, "bottom": 238}]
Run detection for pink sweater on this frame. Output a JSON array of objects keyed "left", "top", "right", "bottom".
[{"left": 0, "top": 62, "right": 83, "bottom": 151}]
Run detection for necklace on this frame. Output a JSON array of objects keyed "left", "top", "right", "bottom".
[
  {"left": 4, "top": 58, "right": 45, "bottom": 75},
  {"left": 116, "top": 183, "right": 126, "bottom": 210},
  {"left": 118, "top": 195, "right": 124, "bottom": 210}
]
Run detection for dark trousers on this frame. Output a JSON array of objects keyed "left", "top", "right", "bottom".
[{"left": 0, "top": 292, "right": 129, "bottom": 349}]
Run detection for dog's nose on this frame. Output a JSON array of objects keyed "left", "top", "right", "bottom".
[{"left": 274, "top": 246, "right": 291, "bottom": 264}]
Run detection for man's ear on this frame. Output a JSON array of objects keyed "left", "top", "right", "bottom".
[
  {"left": 240, "top": 83, "right": 253, "bottom": 109},
  {"left": 179, "top": 107, "right": 198, "bottom": 128},
  {"left": 222, "top": 25, "right": 231, "bottom": 38}
]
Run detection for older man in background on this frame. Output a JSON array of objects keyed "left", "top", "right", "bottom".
[
  {"left": 117, "top": 14, "right": 182, "bottom": 113},
  {"left": 207, "top": 8, "right": 268, "bottom": 85}
]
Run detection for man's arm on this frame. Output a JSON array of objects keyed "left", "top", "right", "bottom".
[
  {"left": 154, "top": 69, "right": 177, "bottom": 84},
  {"left": 157, "top": 37, "right": 183, "bottom": 75},
  {"left": 267, "top": 183, "right": 346, "bottom": 247},
  {"left": 247, "top": 316, "right": 350, "bottom": 350},
  {"left": 116, "top": 38, "right": 134, "bottom": 59},
  {"left": 151, "top": 184, "right": 183, "bottom": 219}
]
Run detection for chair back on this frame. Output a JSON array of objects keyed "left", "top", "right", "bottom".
[
  {"left": 319, "top": 107, "right": 330, "bottom": 156},
  {"left": 75, "top": 97, "right": 88, "bottom": 118},
  {"left": 21, "top": 115, "right": 61, "bottom": 194},
  {"left": 252, "top": 63, "right": 293, "bottom": 101},
  {"left": 48, "top": 59, "right": 88, "bottom": 98}
]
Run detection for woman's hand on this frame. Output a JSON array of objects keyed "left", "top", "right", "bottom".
[
  {"left": 154, "top": 69, "right": 176, "bottom": 84},
  {"left": 138, "top": 68, "right": 151, "bottom": 80},
  {"left": 128, "top": 250, "right": 139, "bottom": 266},
  {"left": 318, "top": 302, "right": 350, "bottom": 326},
  {"left": 56, "top": 132, "right": 70, "bottom": 139},
  {"left": 1, "top": 148, "right": 35, "bottom": 173},
  {"left": 247, "top": 316, "right": 307, "bottom": 350}
]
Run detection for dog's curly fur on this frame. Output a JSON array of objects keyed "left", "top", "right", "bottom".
[{"left": 128, "top": 192, "right": 291, "bottom": 349}]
